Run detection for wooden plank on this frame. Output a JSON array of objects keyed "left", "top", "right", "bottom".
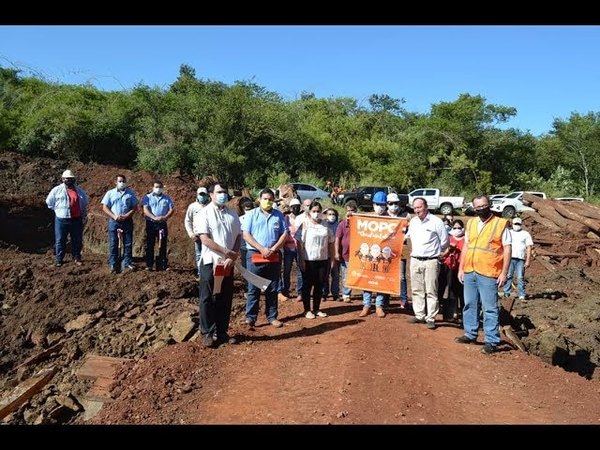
[
  {"left": 536, "top": 249, "right": 582, "bottom": 258},
  {"left": 13, "top": 342, "right": 64, "bottom": 372},
  {"left": 0, "top": 367, "right": 57, "bottom": 420},
  {"left": 535, "top": 255, "right": 556, "bottom": 273},
  {"left": 77, "top": 355, "right": 127, "bottom": 381}
]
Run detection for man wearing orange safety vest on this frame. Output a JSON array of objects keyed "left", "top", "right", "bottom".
[{"left": 456, "top": 195, "right": 512, "bottom": 354}]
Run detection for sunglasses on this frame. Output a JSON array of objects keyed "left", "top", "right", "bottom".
[{"left": 387, "top": 202, "right": 399, "bottom": 206}]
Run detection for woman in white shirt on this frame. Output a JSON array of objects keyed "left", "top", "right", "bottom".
[{"left": 296, "top": 201, "right": 335, "bottom": 319}]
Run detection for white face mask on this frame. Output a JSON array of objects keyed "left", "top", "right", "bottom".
[
  {"left": 116, "top": 181, "right": 127, "bottom": 190},
  {"left": 326, "top": 215, "right": 337, "bottom": 223},
  {"left": 450, "top": 228, "right": 464, "bottom": 237},
  {"left": 310, "top": 212, "right": 321, "bottom": 221},
  {"left": 513, "top": 225, "right": 522, "bottom": 231},
  {"left": 153, "top": 187, "right": 163, "bottom": 195},
  {"left": 374, "top": 205, "right": 386, "bottom": 215},
  {"left": 388, "top": 204, "right": 399, "bottom": 214}
]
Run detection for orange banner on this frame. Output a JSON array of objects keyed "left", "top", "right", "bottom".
[{"left": 346, "top": 214, "right": 407, "bottom": 295}]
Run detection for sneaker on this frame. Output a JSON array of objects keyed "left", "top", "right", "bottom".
[
  {"left": 375, "top": 307, "right": 386, "bottom": 318},
  {"left": 202, "top": 334, "right": 216, "bottom": 348},
  {"left": 399, "top": 301, "right": 408, "bottom": 309},
  {"left": 109, "top": 266, "right": 117, "bottom": 274},
  {"left": 270, "top": 319, "right": 283, "bottom": 328},
  {"left": 480, "top": 343, "right": 497, "bottom": 354},
  {"left": 145, "top": 267, "right": 154, "bottom": 272},
  {"left": 54, "top": 262, "right": 63, "bottom": 267},
  {"left": 123, "top": 264, "right": 136, "bottom": 271},
  {"left": 358, "top": 307, "right": 370, "bottom": 317},
  {"left": 455, "top": 335, "right": 476, "bottom": 344},
  {"left": 342, "top": 295, "right": 351, "bottom": 303},
  {"left": 408, "top": 317, "right": 426, "bottom": 324},
  {"left": 305, "top": 311, "right": 316, "bottom": 319},
  {"left": 74, "top": 260, "right": 82, "bottom": 266},
  {"left": 426, "top": 321, "right": 436, "bottom": 330},
  {"left": 277, "top": 293, "right": 288, "bottom": 302},
  {"left": 216, "top": 334, "right": 237, "bottom": 345},
  {"left": 245, "top": 319, "right": 255, "bottom": 328},
  {"left": 519, "top": 296, "right": 527, "bottom": 303},
  {"left": 316, "top": 311, "right": 327, "bottom": 318}
]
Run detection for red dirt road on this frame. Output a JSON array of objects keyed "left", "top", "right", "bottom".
[{"left": 96, "top": 298, "right": 600, "bottom": 425}]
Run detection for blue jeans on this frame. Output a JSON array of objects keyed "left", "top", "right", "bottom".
[
  {"left": 108, "top": 218, "right": 133, "bottom": 269},
  {"left": 339, "top": 260, "right": 352, "bottom": 296},
  {"left": 363, "top": 291, "right": 388, "bottom": 308},
  {"left": 194, "top": 240, "right": 202, "bottom": 274},
  {"left": 504, "top": 258, "right": 526, "bottom": 298},
  {"left": 245, "top": 252, "right": 281, "bottom": 323},
  {"left": 54, "top": 217, "right": 83, "bottom": 263},
  {"left": 279, "top": 248, "right": 302, "bottom": 296},
  {"left": 462, "top": 272, "right": 500, "bottom": 346},
  {"left": 400, "top": 258, "right": 408, "bottom": 302},
  {"left": 322, "top": 262, "right": 340, "bottom": 299},
  {"left": 145, "top": 221, "right": 168, "bottom": 270}
]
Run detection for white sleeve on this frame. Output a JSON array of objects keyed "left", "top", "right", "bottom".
[
  {"left": 184, "top": 204, "right": 194, "bottom": 236},
  {"left": 525, "top": 231, "right": 533, "bottom": 247}
]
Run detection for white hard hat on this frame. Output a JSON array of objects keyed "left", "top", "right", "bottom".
[
  {"left": 386, "top": 193, "right": 400, "bottom": 202},
  {"left": 62, "top": 169, "right": 75, "bottom": 178}
]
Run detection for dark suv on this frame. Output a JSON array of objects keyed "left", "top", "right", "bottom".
[{"left": 336, "top": 186, "right": 407, "bottom": 211}]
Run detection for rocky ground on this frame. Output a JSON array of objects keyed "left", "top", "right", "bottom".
[{"left": 1, "top": 152, "right": 599, "bottom": 424}]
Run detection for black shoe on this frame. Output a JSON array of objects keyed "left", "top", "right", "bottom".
[
  {"left": 202, "top": 334, "right": 216, "bottom": 348},
  {"left": 480, "top": 344, "right": 497, "bottom": 354},
  {"left": 426, "top": 321, "right": 436, "bottom": 330},
  {"left": 408, "top": 317, "right": 426, "bottom": 324},
  {"left": 455, "top": 335, "right": 476, "bottom": 344},
  {"left": 217, "top": 334, "right": 237, "bottom": 345},
  {"left": 109, "top": 266, "right": 117, "bottom": 274}
]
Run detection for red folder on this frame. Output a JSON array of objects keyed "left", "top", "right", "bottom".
[
  {"left": 251, "top": 252, "right": 280, "bottom": 264},
  {"left": 214, "top": 263, "right": 233, "bottom": 277}
]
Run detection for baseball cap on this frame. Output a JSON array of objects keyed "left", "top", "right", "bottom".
[
  {"left": 290, "top": 198, "right": 301, "bottom": 206},
  {"left": 197, "top": 187, "right": 208, "bottom": 194},
  {"left": 512, "top": 217, "right": 522, "bottom": 225}
]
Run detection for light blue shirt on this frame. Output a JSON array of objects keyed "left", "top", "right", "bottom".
[
  {"left": 142, "top": 193, "right": 174, "bottom": 219},
  {"left": 46, "top": 183, "right": 89, "bottom": 219},
  {"left": 101, "top": 187, "right": 139, "bottom": 216},
  {"left": 241, "top": 207, "right": 288, "bottom": 251}
]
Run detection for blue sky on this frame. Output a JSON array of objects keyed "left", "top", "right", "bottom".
[{"left": 1, "top": 25, "right": 599, "bottom": 135}]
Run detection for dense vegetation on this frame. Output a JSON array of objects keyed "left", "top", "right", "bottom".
[{"left": 1, "top": 64, "right": 599, "bottom": 200}]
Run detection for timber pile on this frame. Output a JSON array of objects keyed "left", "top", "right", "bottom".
[{"left": 521, "top": 194, "right": 600, "bottom": 270}]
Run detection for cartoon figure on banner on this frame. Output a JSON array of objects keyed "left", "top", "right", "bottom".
[
  {"left": 356, "top": 243, "right": 370, "bottom": 270},
  {"left": 381, "top": 246, "right": 396, "bottom": 273},
  {"left": 370, "top": 244, "right": 382, "bottom": 272}
]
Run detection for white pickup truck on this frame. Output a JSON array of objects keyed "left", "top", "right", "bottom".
[
  {"left": 490, "top": 191, "right": 547, "bottom": 218},
  {"left": 408, "top": 188, "right": 465, "bottom": 215}
]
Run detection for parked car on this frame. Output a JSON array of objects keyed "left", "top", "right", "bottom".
[
  {"left": 407, "top": 188, "right": 465, "bottom": 215},
  {"left": 555, "top": 197, "right": 584, "bottom": 202},
  {"left": 490, "top": 191, "right": 547, "bottom": 218},
  {"left": 464, "top": 194, "right": 508, "bottom": 216},
  {"left": 336, "top": 186, "right": 400, "bottom": 211},
  {"left": 288, "top": 182, "right": 330, "bottom": 202}
]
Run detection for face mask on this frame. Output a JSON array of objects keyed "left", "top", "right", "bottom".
[
  {"left": 475, "top": 207, "right": 491, "bottom": 220},
  {"left": 216, "top": 193, "right": 228, "bottom": 205},
  {"left": 513, "top": 225, "right": 522, "bottom": 231},
  {"left": 326, "top": 215, "right": 337, "bottom": 223},
  {"left": 291, "top": 206, "right": 300, "bottom": 215},
  {"left": 64, "top": 179, "right": 75, "bottom": 187},
  {"left": 197, "top": 194, "right": 209, "bottom": 204},
  {"left": 260, "top": 199, "right": 273, "bottom": 211},
  {"left": 374, "top": 205, "right": 386, "bottom": 215},
  {"left": 153, "top": 187, "right": 163, "bottom": 195},
  {"left": 117, "top": 181, "right": 127, "bottom": 191},
  {"left": 388, "top": 204, "right": 399, "bottom": 214},
  {"left": 310, "top": 212, "right": 321, "bottom": 221},
  {"left": 450, "top": 228, "right": 464, "bottom": 237}
]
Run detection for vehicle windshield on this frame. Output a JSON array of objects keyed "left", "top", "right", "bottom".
[{"left": 505, "top": 192, "right": 521, "bottom": 199}]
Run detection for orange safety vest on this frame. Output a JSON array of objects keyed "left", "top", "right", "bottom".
[{"left": 463, "top": 216, "right": 507, "bottom": 278}]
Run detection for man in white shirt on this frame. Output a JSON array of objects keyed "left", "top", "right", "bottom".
[
  {"left": 184, "top": 186, "right": 211, "bottom": 275},
  {"left": 196, "top": 182, "right": 241, "bottom": 348},
  {"left": 406, "top": 197, "right": 449, "bottom": 329},
  {"left": 503, "top": 217, "right": 533, "bottom": 301}
]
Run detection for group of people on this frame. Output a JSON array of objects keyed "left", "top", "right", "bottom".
[
  {"left": 46, "top": 171, "right": 534, "bottom": 354},
  {"left": 46, "top": 171, "right": 175, "bottom": 273}
]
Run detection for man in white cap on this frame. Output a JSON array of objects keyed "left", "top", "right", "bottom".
[
  {"left": 503, "top": 217, "right": 533, "bottom": 301},
  {"left": 184, "top": 186, "right": 211, "bottom": 275},
  {"left": 46, "top": 169, "right": 89, "bottom": 267}
]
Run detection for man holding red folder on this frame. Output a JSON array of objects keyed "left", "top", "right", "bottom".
[
  {"left": 242, "top": 188, "right": 289, "bottom": 328},
  {"left": 196, "top": 182, "right": 242, "bottom": 348}
]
